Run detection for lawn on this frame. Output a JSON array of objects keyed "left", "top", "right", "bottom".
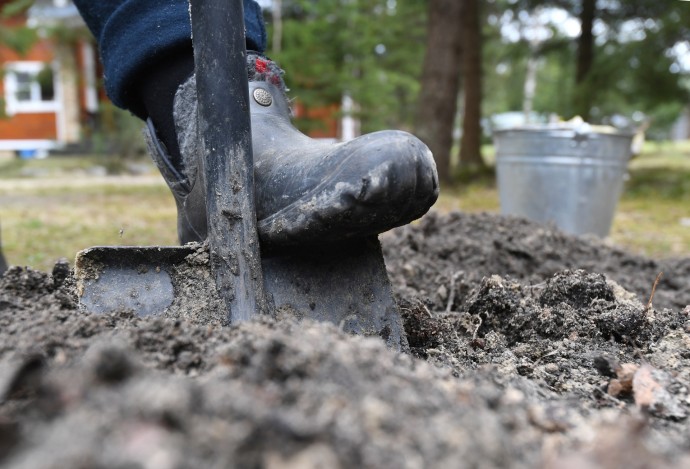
[
  {"left": 0, "top": 155, "right": 179, "bottom": 271},
  {"left": 1, "top": 141, "right": 689, "bottom": 272}
]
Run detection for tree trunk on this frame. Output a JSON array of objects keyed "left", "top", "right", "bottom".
[
  {"left": 523, "top": 54, "right": 538, "bottom": 121},
  {"left": 574, "top": 0, "right": 595, "bottom": 120},
  {"left": 414, "top": 0, "right": 463, "bottom": 184},
  {"left": 272, "top": 0, "right": 283, "bottom": 54},
  {"left": 522, "top": 10, "right": 545, "bottom": 123},
  {"left": 459, "top": 0, "right": 484, "bottom": 169}
]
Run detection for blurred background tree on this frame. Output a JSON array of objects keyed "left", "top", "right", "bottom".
[
  {"left": 493, "top": 0, "right": 690, "bottom": 133},
  {"left": 267, "top": 0, "right": 427, "bottom": 135},
  {"left": 413, "top": 0, "right": 463, "bottom": 184},
  {"left": 267, "top": 0, "right": 690, "bottom": 184},
  {"left": 2, "top": 0, "right": 690, "bottom": 183}
]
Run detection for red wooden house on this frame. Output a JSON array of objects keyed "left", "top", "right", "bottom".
[
  {"left": 1, "top": 0, "right": 354, "bottom": 156},
  {"left": 0, "top": 0, "right": 101, "bottom": 154}
]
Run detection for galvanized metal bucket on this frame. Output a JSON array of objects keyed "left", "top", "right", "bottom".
[{"left": 493, "top": 125, "right": 633, "bottom": 237}]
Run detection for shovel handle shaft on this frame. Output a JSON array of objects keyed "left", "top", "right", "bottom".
[{"left": 190, "top": 0, "right": 269, "bottom": 321}]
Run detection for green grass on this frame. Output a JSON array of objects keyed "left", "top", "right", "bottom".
[
  {"left": 1, "top": 177, "right": 178, "bottom": 272},
  {"left": 1, "top": 141, "right": 690, "bottom": 272},
  {"left": 610, "top": 141, "right": 690, "bottom": 257},
  {"left": 0, "top": 154, "right": 154, "bottom": 178}
]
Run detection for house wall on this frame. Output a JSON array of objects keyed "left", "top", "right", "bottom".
[
  {"left": 0, "top": 113, "right": 56, "bottom": 140},
  {"left": 54, "top": 41, "right": 81, "bottom": 143},
  {"left": 0, "top": 37, "right": 59, "bottom": 149},
  {"left": 0, "top": 0, "right": 110, "bottom": 153},
  {"left": 292, "top": 102, "right": 340, "bottom": 140},
  {"left": 76, "top": 41, "right": 99, "bottom": 115}
]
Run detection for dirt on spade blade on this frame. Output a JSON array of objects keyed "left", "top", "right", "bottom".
[{"left": 1, "top": 211, "right": 690, "bottom": 468}]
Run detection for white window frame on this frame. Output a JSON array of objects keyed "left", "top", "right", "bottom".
[{"left": 3, "top": 61, "right": 59, "bottom": 115}]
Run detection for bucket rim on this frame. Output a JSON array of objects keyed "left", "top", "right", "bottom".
[{"left": 492, "top": 125, "right": 634, "bottom": 139}]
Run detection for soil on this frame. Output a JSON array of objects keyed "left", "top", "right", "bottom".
[{"left": 2, "top": 211, "right": 690, "bottom": 468}]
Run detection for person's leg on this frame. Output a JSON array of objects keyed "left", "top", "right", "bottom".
[
  {"left": 73, "top": 0, "right": 265, "bottom": 116},
  {"left": 74, "top": 1, "right": 439, "bottom": 246},
  {"left": 73, "top": 0, "right": 265, "bottom": 167}
]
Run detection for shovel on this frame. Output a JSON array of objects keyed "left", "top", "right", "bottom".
[{"left": 75, "top": 0, "right": 407, "bottom": 350}]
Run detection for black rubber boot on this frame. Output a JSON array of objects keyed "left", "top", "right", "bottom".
[{"left": 144, "top": 54, "right": 439, "bottom": 247}]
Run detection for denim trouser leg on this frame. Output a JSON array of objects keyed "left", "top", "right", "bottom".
[{"left": 72, "top": 0, "right": 267, "bottom": 115}]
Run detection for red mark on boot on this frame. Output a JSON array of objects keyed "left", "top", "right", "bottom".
[{"left": 256, "top": 58, "right": 269, "bottom": 74}]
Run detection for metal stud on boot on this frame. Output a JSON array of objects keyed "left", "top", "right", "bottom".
[{"left": 144, "top": 53, "right": 439, "bottom": 247}]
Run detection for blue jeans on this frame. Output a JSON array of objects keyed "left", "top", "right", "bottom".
[{"left": 73, "top": 0, "right": 266, "bottom": 114}]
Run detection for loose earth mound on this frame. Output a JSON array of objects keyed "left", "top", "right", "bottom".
[{"left": 1, "top": 212, "right": 689, "bottom": 468}]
